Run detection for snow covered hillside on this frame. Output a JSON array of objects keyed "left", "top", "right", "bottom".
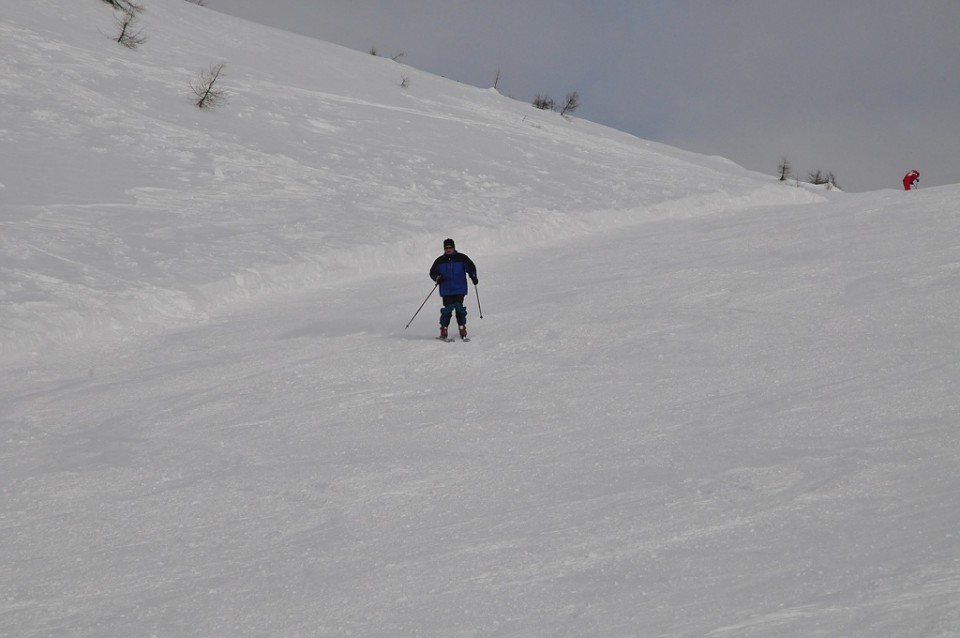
[
  {"left": 0, "top": 0, "right": 821, "bottom": 358},
  {"left": 3, "top": 1, "right": 959, "bottom": 636}
]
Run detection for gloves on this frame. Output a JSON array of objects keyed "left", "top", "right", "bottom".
[
  {"left": 434, "top": 275, "right": 443, "bottom": 284},
  {"left": 470, "top": 274, "right": 478, "bottom": 285}
]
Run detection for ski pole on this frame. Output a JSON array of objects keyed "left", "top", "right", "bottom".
[
  {"left": 473, "top": 281, "right": 483, "bottom": 319},
  {"left": 405, "top": 281, "right": 439, "bottom": 329}
]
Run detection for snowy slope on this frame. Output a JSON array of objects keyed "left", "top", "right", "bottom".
[
  {"left": 3, "top": 1, "right": 960, "bottom": 637},
  {"left": 0, "top": 0, "right": 819, "bottom": 358}
]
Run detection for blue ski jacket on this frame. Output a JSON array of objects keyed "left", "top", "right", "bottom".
[{"left": 429, "top": 251, "right": 477, "bottom": 296}]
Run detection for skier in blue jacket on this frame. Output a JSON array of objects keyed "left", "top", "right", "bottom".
[{"left": 429, "top": 238, "right": 478, "bottom": 340}]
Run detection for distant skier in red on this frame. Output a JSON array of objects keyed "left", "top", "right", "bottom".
[{"left": 903, "top": 169, "right": 919, "bottom": 190}]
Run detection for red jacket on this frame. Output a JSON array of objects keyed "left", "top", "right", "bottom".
[{"left": 903, "top": 170, "right": 919, "bottom": 190}]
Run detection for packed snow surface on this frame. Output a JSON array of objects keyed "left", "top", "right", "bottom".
[{"left": 2, "top": 1, "right": 959, "bottom": 636}]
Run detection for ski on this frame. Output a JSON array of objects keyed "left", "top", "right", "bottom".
[
  {"left": 460, "top": 336, "right": 470, "bottom": 342},
  {"left": 436, "top": 336, "right": 455, "bottom": 342}
]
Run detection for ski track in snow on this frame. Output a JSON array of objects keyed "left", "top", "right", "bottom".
[{"left": 2, "top": 1, "right": 960, "bottom": 636}]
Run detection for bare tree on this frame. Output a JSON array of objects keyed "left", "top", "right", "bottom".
[
  {"left": 191, "top": 62, "right": 228, "bottom": 109},
  {"left": 115, "top": 8, "right": 146, "bottom": 49},
  {"left": 777, "top": 156, "right": 792, "bottom": 181},
  {"left": 368, "top": 47, "right": 404, "bottom": 60},
  {"left": 399, "top": 74, "right": 410, "bottom": 89},
  {"left": 102, "top": 0, "right": 144, "bottom": 13},
  {"left": 532, "top": 94, "right": 555, "bottom": 111},
  {"left": 559, "top": 91, "right": 580, "bottom": 116},
  {"left": 806, "top": 169, "right": 840, "bottom": 188}
]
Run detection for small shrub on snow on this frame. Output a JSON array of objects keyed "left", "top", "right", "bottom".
[{"left": 191, "top": 62, "right": 228, "bottom": 110}]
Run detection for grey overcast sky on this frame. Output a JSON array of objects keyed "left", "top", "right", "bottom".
[{"left": 205, "top": 0, "right": 960, "bottom": 192}]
